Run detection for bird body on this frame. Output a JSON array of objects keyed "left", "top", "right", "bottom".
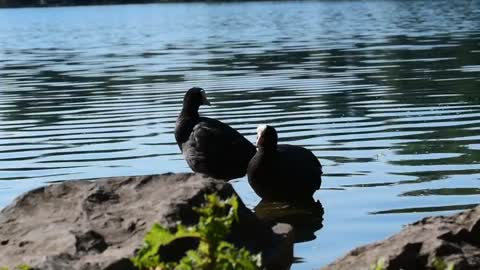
[
  {"left": 247, "top": 125, "right": 322, "bottom": 202},
  {"left": 175, "top": 88, "right": 256, "bottom": 180}
]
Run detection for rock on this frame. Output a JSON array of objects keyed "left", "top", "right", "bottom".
[
  {"left": 321, "top": 205, "right": 480, "bottom": 270},
  {"left": 0, "top": 173, "right": 293, "bottom": 270}
]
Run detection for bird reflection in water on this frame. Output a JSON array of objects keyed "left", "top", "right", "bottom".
[{"left": 254, "top": 199, "right": 324, "bottom": 243}]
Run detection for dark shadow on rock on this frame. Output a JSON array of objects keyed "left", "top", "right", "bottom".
[
  {"left": 158, "top": 236, "right": 200, "bottom": 263},
  {"left": 74, "top": 230, "right": 108, "bottom": 254},
  {"left": 254, "top": 199, "right": 324, "bottom": 243},
  {"left": 103, "top": 258, "right": 136, "bottom": 270}
]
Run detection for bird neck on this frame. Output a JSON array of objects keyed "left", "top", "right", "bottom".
[
  {"left": 257, "top": 146, "right": 277, "bottom": 156},
  {"left": 176, "top": 107, "right": 200, "bottom": 148},
  {"left": 180, "top": 104, "right": 200, "bottom": 119}
]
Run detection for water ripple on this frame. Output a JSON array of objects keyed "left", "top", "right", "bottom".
[{"left": 1, "top": 1, "right": 480, "bottom": 269}]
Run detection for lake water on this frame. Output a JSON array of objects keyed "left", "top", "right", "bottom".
[{"left": 1, "top": 0, "right": 480, "bottom": 268}]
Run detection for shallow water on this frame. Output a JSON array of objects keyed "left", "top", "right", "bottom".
[{"left": 1, "top": 0, "right": 480, "bottom": 268}]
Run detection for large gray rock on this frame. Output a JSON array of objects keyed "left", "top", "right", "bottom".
[
  {"left": 0, "top": 173, "right": 293, "bottom": 270},
  {"left": 322, "top": 205, "right": 480, "bottom": 270}
]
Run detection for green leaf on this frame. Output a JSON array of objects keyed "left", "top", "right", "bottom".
[
  {"left": 370, "top": 258, "right": 385, "bottom": 270},
  {"left": 131, "top": 223, "right": 200, "bottom": 269},
  {"left": 432, "top": 257, "right": 455, "bottom": 270}
]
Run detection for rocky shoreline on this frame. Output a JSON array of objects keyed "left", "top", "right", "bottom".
[
  {"left": 0, "top": 173, "right": 293, "bottom": 269},
  {"left": 0, "top": 173, "right": 478, "bottom": 269},
  {"left": 321, "top": 205, "right": 480, "bottom": 270}
]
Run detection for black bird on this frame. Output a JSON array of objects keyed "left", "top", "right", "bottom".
[
  {"left": 175, "top": 87, "right": 256, "bottom": 180},
  {"left": 247, "top": 125, "right": 322, "bottom": 202}
]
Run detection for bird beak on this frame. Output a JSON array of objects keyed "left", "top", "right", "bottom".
[
  {"left": 256, "top": 134, "right": 263, "bottom": 147},
  {"left": 202, "top": 95, "right": 211, "bottom": 106},
  {"left": 201, "top": 90, "right": 211, "bottom": 106}
]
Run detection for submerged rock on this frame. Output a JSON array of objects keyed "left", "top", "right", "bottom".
[
  {"left": 0, "top": 173, "right": 293, "bottom": 270},
  {"left": 321, "top": 205, "right": 480, "bottom": 270}
]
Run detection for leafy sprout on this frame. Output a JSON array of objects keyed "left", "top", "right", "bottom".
[{"left": 131, "top": 194, "right": 261, "bottom": 270}]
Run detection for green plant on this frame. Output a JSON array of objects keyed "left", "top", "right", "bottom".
[
  {"left": 432, "top": 257, "right": 455, "bottom": 270},
  {"left": 0, "top": 265, "right": 31, "bottom": 270},
  {"left": 131, "top": 194, "right": 261, "bottom": 270},
  {"left": 370, "top": 258, "right": 385, "bottom": 270},
  {"left": 370, "top": 257, "right": 455, "bottom": 270}
]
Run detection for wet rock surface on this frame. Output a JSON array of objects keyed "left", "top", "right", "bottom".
[
  {"left": 0, "top": 173, "right": 293, "bottom": 270},
  {"left": 321, "top": 205, "right": 480, "bottom": 270}
]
